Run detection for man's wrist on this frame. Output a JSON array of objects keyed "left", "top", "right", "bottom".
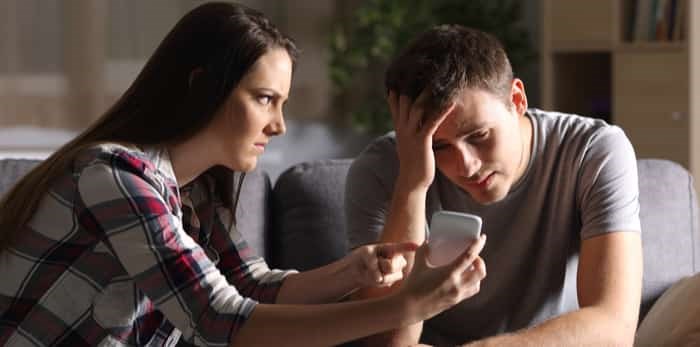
[{"left": 393, "top": 178, "right": 429, "bottom": 202}]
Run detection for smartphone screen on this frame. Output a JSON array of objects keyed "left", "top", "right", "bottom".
[{"left": 427, "top": 211, "right": 482, "bottom": 266}]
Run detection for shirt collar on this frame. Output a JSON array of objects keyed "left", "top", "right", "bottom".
[{"left": 142, "top": 146, "right": 178, "bottom": 186}]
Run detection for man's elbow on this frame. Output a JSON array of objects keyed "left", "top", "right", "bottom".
[
  {"left": 601, "top": 308, "right": 638, "bottom": 347},
  {"left": 355, "top": 328, "right": 422, "bottom": 347}
]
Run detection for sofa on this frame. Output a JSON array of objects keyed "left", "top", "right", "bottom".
[{"left": 1, "top": 157, "right": 698, "bottom": 330}]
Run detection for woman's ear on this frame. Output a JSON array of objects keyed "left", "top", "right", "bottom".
[{"left": 189, "top": 67, "right": 205, "bottom": 88}]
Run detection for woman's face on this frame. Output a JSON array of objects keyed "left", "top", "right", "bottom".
[{"left": 207, "top": 48, "right": 292, "bottom": 172}]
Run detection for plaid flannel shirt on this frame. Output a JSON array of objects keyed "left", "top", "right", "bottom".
[{"left": 0, "top": 144, "right": 293, "bottom": 346}]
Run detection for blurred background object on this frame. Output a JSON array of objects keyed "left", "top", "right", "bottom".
[
  {"left": 0, "top": 0, "right": 539, "bottom": 180},
  {"left": 329, "top": 0, "right": 535, "bottom": 134}
]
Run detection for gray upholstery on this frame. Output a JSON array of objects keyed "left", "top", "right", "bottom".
[
  {"left": 270, "top": 159, "right": 351, "bottom": 270},
  {"left": 637, "top": 159, "right": 699, "bottom": 317},
  {"left": 2, "top": 157, "right": 699, "bottom": 322},
  {"left": 0, "top": 159, "right": 40, "bottom": 196},
  {"left": 235, "top": 170, "right": 272, "bottom": 259},
  {"left": 270, "top": 158, "right": 700, "bottom": 321}
]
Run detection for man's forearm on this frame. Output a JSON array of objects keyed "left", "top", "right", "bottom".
[
  {"left": 381, "top": 181, "right": 429, "bottom": 244},
  {"left": 353, "top": 182, "right": 428, "bottom": 346},
  {"left": 466, "top": 306, "right": 636, "bottom": 347}
]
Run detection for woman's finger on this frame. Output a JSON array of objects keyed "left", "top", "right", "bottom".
[
  {"left": 378, "top": 257, "right": 393, "bottom": 275},
  {"left": 378, "top": 255, "right": 407, "bottom": 275},
  {"left": 362, "top": 248, "right": 383, "bottom": 283},
  {"left": 381, "top": 271, "right": 404, "bottom": 286},
  {"left": 377, "top": 241, "right": 419, "bottom": 258}
]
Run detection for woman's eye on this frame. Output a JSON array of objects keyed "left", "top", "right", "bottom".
[{"left": 258, "top": 95, "right": 273, "bottom": 105}]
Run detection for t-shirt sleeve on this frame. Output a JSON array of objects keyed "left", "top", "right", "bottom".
[
  {"left": 345, "top": 136, "right": 399, "bottom": 249},
  {"left": 577, "top": 125, "right": 641, "bottom": 239},
  {"left": 77, "top": 155, "right": 255, "bottom": 345}
]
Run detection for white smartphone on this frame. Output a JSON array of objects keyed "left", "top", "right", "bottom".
[{"left": 427, "top": 211, "right": 482, "bottom": 266}]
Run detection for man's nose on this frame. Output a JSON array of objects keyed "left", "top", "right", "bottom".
[{"left": 457, "top": 145, "right": 481, "bottom": 178}]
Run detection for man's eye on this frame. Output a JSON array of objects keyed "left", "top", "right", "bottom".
[
  {"left": 432, "top": 143, "right": 449, "bottom": 151},
  {"left": 470, "top": 130, "right": 489, "bottom": 141}
]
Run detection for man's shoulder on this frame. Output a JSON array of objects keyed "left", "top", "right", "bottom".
[
  {"left": 353, "top": 132, "right": 398, "bottom": 165},
  {"left": 530, "top": 108, "right": 608, "bottom": 130},
  {"left": 361, "top": 131, "right": 397, "bottom": 154},
  {"left": 348, "top": 132, "right": 400, "bottom": 183},
  {"left": 530, "top": 108, "right": 626, "bottom": 144}
]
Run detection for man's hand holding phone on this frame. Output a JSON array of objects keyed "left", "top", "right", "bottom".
[{"left": 427, "top": 211, "right": 484, "bottom": 267}]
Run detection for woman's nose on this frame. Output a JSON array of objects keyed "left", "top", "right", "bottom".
[{"left": 267, "top": 112, "right": 286, "bottom": 136}]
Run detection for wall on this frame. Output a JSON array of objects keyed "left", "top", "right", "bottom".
[{"left": 0, "top": 0, "right": 542, "bottom": 179}]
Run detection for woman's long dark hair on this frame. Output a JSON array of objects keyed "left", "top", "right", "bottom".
[{"left": 0, "top": 2, "right": 298, "bottom": 252}]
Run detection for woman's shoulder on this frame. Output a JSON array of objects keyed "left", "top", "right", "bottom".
[{"left": 73, "top": 143, "right": 169, "bottom": 186}]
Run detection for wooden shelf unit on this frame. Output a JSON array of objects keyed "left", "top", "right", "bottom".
[{"left": 541, "top": 0, "right": 700, "bottom": 189}]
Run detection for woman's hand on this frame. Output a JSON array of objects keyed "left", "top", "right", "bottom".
[
  {"left": 398, "top": 234, "right": 487, "bottom": 321},
  {"left": 388, "top": 90, "right": 456, "bottom": 191},
  {"left": 349, "top": 242, "right": 418, "bottom": 288}
]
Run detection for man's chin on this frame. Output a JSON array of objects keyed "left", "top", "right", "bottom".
[{"left": 464, "top": 186, "right": 509, "bottom": 205}]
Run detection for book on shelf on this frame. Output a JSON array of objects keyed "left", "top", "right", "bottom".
[{"left": 628, "top": 0, "right": 684, "bottom": 42}]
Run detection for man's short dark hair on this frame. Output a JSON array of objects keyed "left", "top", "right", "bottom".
[{"left": 385, "top": 25, "right": 513, "bottom": 112}]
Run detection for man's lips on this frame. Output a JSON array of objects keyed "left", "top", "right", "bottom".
[{"left": 465, "top": 172, "right": 493, "bottom": 187}]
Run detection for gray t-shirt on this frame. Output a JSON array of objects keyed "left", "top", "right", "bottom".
[{"left": 345, "top": 108, "right": 641, "bottom": 344}]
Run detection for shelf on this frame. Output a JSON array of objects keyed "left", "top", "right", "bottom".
[
  {"left": 616, "top": 41, "right": 687, "bottom": 52},
  {"left": 550, "top": 41, "right": 615, "bottom": 53},
  {"left": 551, "top": 41, "right": 686, "bottom": 53}
]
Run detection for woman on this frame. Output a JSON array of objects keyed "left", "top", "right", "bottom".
[{"left": 0, "top": 3, "right": 486, "bottom": 346}]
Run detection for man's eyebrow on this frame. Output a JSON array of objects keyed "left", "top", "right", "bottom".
[
  {"left": 455, "top": 119, "right": 487, "bottom": 137},
  {"left": 433, "top": 122, "right": 488, "bottom": 146}
]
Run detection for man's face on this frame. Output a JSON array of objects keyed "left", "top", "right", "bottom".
[{"left": 432, "top": 80, "right": 529, "bottom": 205}]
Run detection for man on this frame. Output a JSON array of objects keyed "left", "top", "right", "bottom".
[{"left": 346, "top": 25, "right": 642, "bottom": 346}]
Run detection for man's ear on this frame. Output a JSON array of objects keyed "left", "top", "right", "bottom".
[
  {"left": 189, "top": 67, "right": 204, "bottom": 88},
  {"left": 510, "top": 78, "right": 528, "bottom": 115}
]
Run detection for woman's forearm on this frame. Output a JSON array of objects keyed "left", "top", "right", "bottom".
[
  {"left": 230, "top": 294, "right": 416, "bottom": 347},
  {"left": 275, "top": 256, "right": 358, "bottom": 304}
]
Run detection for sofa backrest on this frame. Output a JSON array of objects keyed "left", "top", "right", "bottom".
[
  {"left": 636, "top": 159, "right": 700, "bottom": 317},
  {"left": 3, "top": 157, "right": 699, "bottom": 320},
  {"left": 271, "top": 158, "right": 700, "bottom": 320},
  {"left": 269, "top": 159, "right": 351, "bottom": 270},
  {"left": 0, "top": 159, "right": 40, "bottom": 196}
]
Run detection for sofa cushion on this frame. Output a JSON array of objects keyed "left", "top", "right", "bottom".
[
  {"left": 0, "top": 158, "right": 41, "bottom": 196},
  {"left": 235, "top": 170, "right": 272, "bottom": 260},
  {"left": 637, "top": 159, "right": 700, "bottom": 318},
  {"left": 270, "top": 159, "right": 352, "bottom": 271},
  {"left": 635, "top": 273, "right": 700, "bottom": 346}
]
